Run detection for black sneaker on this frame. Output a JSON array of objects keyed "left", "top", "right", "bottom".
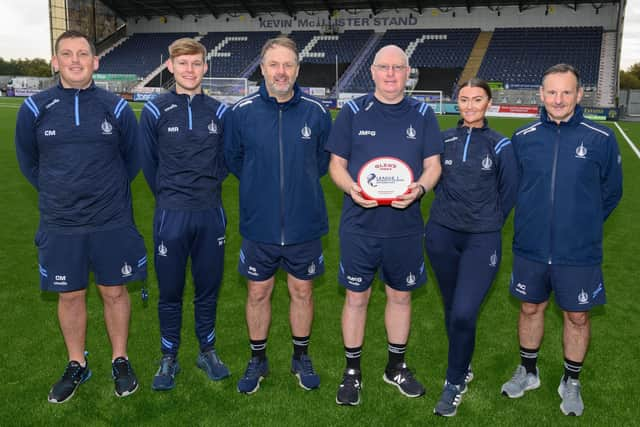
[
  {"left": 48, "top": 360, "right": 92, "bottom": 404},
  {"left": 383, "top": 363, "right": 425, "bottom": 398},
  {"left": 336, "top": 368, "right": 362, "bottom": 406},
  {"left": 112, "top": 357, "right": 139, "bottom": 397}
]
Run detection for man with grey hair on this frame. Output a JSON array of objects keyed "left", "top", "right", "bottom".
[
  {"left": 225, "top": 36, "right": 332, "bottom": 394},
  {"left": 501, "top": 63, "right": 622, "bottom": 416},
  {"left": 327, "top": 45, "right": 442, "bottom": 406}
]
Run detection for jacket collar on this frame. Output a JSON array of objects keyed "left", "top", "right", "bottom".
[
  {"left": 259, "top": 81, "right": 301, "bottom": 108},
  {"left": 456, "top": 118, "right": 489, "bottom": 131},
  {"left": 540, "top": 104, "right": 584, "bottom": 126},
  {"left": 56, "top": 80, "right": 96, "bottom": 93}
]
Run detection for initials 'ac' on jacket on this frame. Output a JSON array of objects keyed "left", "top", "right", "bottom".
[{"left": 511, "top": 105, "right": 623, "bottom": 266}]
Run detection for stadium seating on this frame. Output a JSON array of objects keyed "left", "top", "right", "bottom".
[
  {"left": 199, "top": 31, "right": 280, "bottom": 77},
  {"left": 289, "top": 30, "right": 373, "bottom": 64},
  {"left": 477, "top": 26, "right": 602, "bottom": 88},
  {"left": 342, "top": 28, "right": 480, "bottom": 94},
  {"left": 99, "top": 32, "right": 198, "bottom": 76}
]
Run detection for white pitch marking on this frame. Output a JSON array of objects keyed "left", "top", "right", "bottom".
[{"left": 614, "top": 122, "right": 640, "bottom": 160}]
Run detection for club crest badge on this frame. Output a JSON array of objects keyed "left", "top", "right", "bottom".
[
  {"left": 121, "top": 262, "right": 132, "bottom": 277},
  {"left": 308, "top": 262, "right": 316, "bottom": 275},
  {"left": 575, "top": 142, "right": 587, "bottom": 159},
  {"left": 208, "top": 120, "right": 218, "bottom": 134},
  {"left": 301, "top": 123, "right": 312, "bottom": 140},
  {"left": 101, "top": 119, "right": 113, "bottom": 135},
  {"left": 489, "top": 251, "right": 498, "bottom": 267},
  {"left": 481, "top": 154, "right": 493, "bottom": 170},
  {"left": 158, "top": 242, "right": 168, "bottom": 257},
  {"left": 406, "top": 272, "right": 416, "bottom": 286},
  {"left": 406, "top": 125, "right": 417, "bottom": 140},
  {"left": 578, "top": 288, "right": 589, "bottom": 305}
]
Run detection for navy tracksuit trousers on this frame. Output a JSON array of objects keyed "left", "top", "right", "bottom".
[
  {"left": 154, "top": 208, "right": 226, "bottom": 356},
  {"left": 425, "top": 220, "right": 501, "bottom": 385}
]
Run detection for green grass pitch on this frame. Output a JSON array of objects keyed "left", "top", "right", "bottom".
[{"left": 0, "top": 97, "right": 638, "bottom": 426}]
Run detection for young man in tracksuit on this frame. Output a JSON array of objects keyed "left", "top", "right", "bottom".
[
  {"left": 139, "top": 38, "right": 230, "bottom": 391},
  {"left": 425, "top": 78, "right": 518, "bottom": 416},
  {"left": 225, "top": 36, "right": 331, "bottom": 394},
  {"left": 327, "top": 45, "right": 442, "bottom": 406},
  {"left": 15, "top": 31, "right": 146, "bottom": 403},
  {"left": 501, "top": 64, "right": 623, "bottom": 416}
]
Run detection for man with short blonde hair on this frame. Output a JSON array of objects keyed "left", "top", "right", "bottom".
[{"left": 140, "top": 37, "right": 231, "bottom": 391}]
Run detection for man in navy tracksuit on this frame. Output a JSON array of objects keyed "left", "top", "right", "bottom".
[
  {"left": 139, "top": 38, "right": 230, "bottom": 391},
  {"left": 225, "top": 36, "right": 331, "bottom": 394},
  {"left": 327, "top": 45, "right": 442, "bottom": 406},
  {"left": 501, "top": 64, "right": 623, "bottom": 416},
  {"left": 15, "top": 31, "right": 146, "bottom": 403}
]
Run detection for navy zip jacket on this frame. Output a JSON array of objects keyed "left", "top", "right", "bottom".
[
  {"left": 429, "top": 119, "right": 517, "bottom": 233},
  {"left": 15, "top": 82, "right": 139, "bottom": 233},
  {"left": 139, "top": 91, "right": 228, "bottom": 210},
  {"left": 512, "top": 105, "right": 623, "bottom": 266},
  {"left": 224, "top": 82, "right": 331, "bottom": 245}
]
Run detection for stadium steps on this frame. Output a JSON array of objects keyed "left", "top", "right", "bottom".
[
  {"left": 134, "top": 35, "right": 204, "bottom": 89},
  {"left": 458, "top": 31, "right": 492, "bottom": 85},
  {"left": 98, "top": 36, "right": 130, "bottom": 61},
  {"left": 335, "top": 32, "right": 383, "bottom": 94},
  {"left": 595, "top": 30, "right": 617, "bottom": 108}
]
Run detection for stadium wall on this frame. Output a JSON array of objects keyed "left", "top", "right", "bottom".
[{"left": 126, "top": 4, "right": 619, "bottom": 34}]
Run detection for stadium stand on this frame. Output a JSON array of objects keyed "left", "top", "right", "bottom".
[
  {"left": 341, "top": 28, "right": 480, "bottom": 96},
  {"left": 477, "top": 26, "right": 603, "bottom": 89},
  {"left": 200, "top": 31, "right": 280, "bottom": 77},
  {"left": 99, "top": 32, "right": 199, "bottom": 76}
]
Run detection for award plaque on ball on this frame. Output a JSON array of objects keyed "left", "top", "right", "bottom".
[{"left": 357, "top": 157, "right": 414, "bottom": 205}]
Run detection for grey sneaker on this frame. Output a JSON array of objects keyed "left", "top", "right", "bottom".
[
  {"left": 501, "top": 365, "right": 540, "bottom": 398},
  {"left": 434, "top": 381, "right": 467, "bottom": 417},
  {"left": 558, "top": 377, "right": 584, "bottom": 416}
]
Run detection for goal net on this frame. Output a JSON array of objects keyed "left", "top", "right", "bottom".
[
  {"left": 405, "top": 90, "right": 444, "bottom": 114},
  {"left": 202, "top": 77, "right": 249, "bottom": 104}
]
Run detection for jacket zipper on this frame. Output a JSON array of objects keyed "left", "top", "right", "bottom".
[
  {"left": 74, "top": 90, "right": 80, "bottom": 126},
  {"left": 548, "top": 126, "right": 561, "bottom": 264},
  {"left": 279, "top": 108, "right": 285, "bottom": 245},
  {"left": 462, "top": 127, "right": 472, "bottom": 162}
]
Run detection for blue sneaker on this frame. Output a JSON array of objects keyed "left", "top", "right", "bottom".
[
  {"left": 237, "top": 357, "right": 269, "bottom": 394},
  {"left": 291, "top": 354, "right": 320, "bottom": 390},
  {"left": 434, "top": 381, "right": 467, "bottom": 417},
  {"left": 48, "top": 360, "right": 92, "bottom": 404},
  {"left": 465, "top": 364, "right": 474, "bottom": 384},
  {"left": 197, "top": 349, "right": 230, "bottom": 381},
  {"left": 152, "top": 355, "right": 180, "bottom": 391}
]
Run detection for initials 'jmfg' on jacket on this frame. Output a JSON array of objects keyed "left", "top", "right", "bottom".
[{"left": 511, "top": 105, "right": 623, "bottom": 266}]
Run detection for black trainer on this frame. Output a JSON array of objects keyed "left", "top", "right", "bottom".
[
  {"left": 383, "top": 362, "right": 425, "bottom": 398},
  {"left": 336, "top": 368, "right": 362, "bottom": 406},
  {"left": 112, "top": 357, "right": 139, "bottom": 397},
  {"left": 48, "top": 360, "right": 92, "bottom": 404}
]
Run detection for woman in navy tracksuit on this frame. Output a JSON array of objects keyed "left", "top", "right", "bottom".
[{"left": 426, "top": 78, "right": 518, "bottom": 416}]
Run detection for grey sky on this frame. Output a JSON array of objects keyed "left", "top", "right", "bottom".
[{"left": 0, "top": 0, "right": 637, "bottom": 69}]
